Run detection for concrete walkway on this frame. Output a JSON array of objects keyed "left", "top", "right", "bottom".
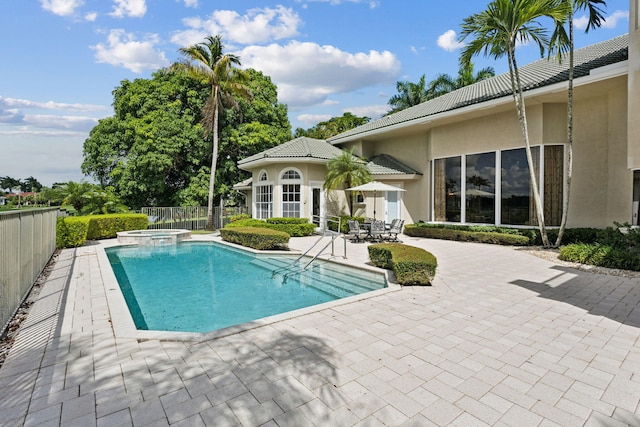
[{"left": 1, "top": 234, "right": 639, "bottom": 426}]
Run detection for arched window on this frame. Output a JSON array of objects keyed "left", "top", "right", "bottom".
[
  {"left": 281, "top": 169, "right": 302, "bottom": 218},
  {"left": 255, "top": 171, "right": 272, "bottom": 219}
]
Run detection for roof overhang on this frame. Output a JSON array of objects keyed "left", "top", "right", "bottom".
[
  {"left": 238, "top": 157, "right": 329, "bottom": 171},
  {"left": 372, "top": 173, "right": 421, "bottom": 181},
  {"left": 331, "top": 60, "right": 628, "bottom": 145}
]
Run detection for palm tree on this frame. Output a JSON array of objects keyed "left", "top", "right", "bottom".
[
  {"left": 387, "top": 74, "right": 431, "bottom": 114},
  {"left": 459, "top": 0, "right": 567, "bottom": 247},
  {"left": 324, "top": 149, "right": 371, "bottom": 216},
  {"left": 429, "top": 62, "right": 496, "bottom": 98},
  {"left": 171, "top": 35, "right": 252, "bottom": 230},
  {"left": 549, "top": 0, "right": 606, "bottom": 246}
]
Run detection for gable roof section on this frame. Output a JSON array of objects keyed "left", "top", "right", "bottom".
[
  {"left": 329, "top": 34, "right": 629, "bottom": 144},
  {"left": 238, "top": 136, "right": 344, "bottom": 167},
  {"left": 367, "top": 154, "right": 422, "bottom": 175}
]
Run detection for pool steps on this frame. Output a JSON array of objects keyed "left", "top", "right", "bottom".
[{"left": 251, "top": 256, "right": 385, "bottom": 299}]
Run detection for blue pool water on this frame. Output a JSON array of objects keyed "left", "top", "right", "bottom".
[{"left": 106, "top": 242, "right": 386, "bottom": 333}]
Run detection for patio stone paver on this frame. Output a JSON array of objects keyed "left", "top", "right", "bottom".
[{"left": 1, "top": 234, "right": 640, "bottom": 426}]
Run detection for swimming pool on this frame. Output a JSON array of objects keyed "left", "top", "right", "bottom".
[{"left": 106, "top": 241, "right": 387, "bottom": 333}]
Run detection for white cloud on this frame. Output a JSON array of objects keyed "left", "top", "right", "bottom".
[
  {"left": 239, "top": 41, "right": 401, "bottom": 108},
  {"left": 24, "top": 114, "right": 99, "bottom": 131},
  {"left": 296, "top": 0, "right": 379, "bottom": 8},
  {"left": 109, "top": 0, "right": 147, "bottom": 18},
  {"left": 40, "top": 0, "right": 84, "bottom": 16},
  {"left": 85, "top": 11, "right": 97, "bottom": 21},
  {"left": 345, "top": 104, "right": 389, "bottom": 119},
  {"left": 0, "top": 96, "right": 109, "bottom": 112},
  {"left": 575, "top": 9, "right": 629, "bottom": 30},
  {"left": 181, "top": 0, "right": 198, "bottom": 8},
  {"left": 171, "top": 6, "right": 302, "bottom": 47},
  {"left": 91, "top": 29, "right": 169, "bottom": 73},
  {"left": 437, "top": 30, "right": 465, "bottom": 52},
  {"left": 296, "top": 114, "right": 332, "bottom": 127},
  {"left": 0, "top": 111, "right": 98, "bottom": 132}
]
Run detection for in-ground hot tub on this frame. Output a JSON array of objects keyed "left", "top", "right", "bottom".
[{"left": 116, "top": 229, "right": 192, "bottom": 246}]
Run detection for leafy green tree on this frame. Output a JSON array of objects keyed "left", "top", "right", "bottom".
[
  {"left": 170, "top": 34, "right": 252, "bottom": 229},
  {"left": 57, "top": 181, "right": 99, "bottom": 213},
  {"left": 81, "top": 187, "right": 129, "bottom": 215},
  {"left": 549, "top": 0, "right": 606, "bottom": 246},
  {"left": 459, "top": 0, "right": 566, "bottom": 247},
  {"left": 214, "top": 69, "right": 291, "bottom": 205},
  {"left": 21, "top": 176, "right": 43, "bottom": 193},
  {"left": 386, "top": 75, "right": 431, "bottom": 115},
  {"left": 429, "top": 62, "right": 495, "bottom": 98},
  {"left": 1, "top": 176, "right": 21, "bottom": 193},
  {"left": 294, "top": 113, "right": 370, "bottom": 139},
  {"left": 83, "top": 72, "right": 210, "bottom": 208},
  {"left": 324, "top": 149, "right": 371, "bottom": 215}
]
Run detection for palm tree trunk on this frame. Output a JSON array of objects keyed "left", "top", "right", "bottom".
[
  {"left": 508, "top": 48, "right": 550, "bottom": 247},
  {"left": 555, "top": 9, "right": 574, "bottom": 247},
  {"left": 206, "top": 87, "right": 220, "bottom": 230}
]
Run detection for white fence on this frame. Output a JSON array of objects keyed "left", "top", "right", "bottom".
[
  {"left": 143, "top": 206, "right": 247, "bottom": 230},
  {"left": 0, "top": 208, "right": 58, "bottom": 333}
]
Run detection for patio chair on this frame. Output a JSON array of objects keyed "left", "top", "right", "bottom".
[
  {"left": 369, "top": 220, "right": 387, "bottom": 242},
  {"left": 383, "top": 219, "right": 404, "bottom": 242},
  {"left": 346, "top": 220, "right": 365, "bottom": 242}
]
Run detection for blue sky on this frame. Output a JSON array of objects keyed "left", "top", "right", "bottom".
[{"left": 0, "top": 0, "right": 630, "bottom": 187}]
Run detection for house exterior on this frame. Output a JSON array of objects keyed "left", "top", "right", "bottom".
[{"left": 237, "top": 6, "right": 640, "bottom": 229}]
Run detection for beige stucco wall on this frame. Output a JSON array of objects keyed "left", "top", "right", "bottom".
[
  {"left": 629, "top": 0, "right": 640, "bottom": 169},
  {"left": 339, "top": 74, "right": 630, "bottom": 228},
  {"left": 245, "top": 162, "right": 350, "bottom": 219}
]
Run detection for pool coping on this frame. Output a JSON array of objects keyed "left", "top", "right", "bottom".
[{"left": 97, "top": 235, "right": 401, "bottom": 342}]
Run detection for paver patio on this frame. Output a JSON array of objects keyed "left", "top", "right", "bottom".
[{"left": 0, "top": 234, "right": 639, "bottom": 426}]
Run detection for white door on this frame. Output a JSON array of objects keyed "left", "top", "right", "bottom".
[{"left": 386, "top": 191, "right": 400, "bottom": 223}]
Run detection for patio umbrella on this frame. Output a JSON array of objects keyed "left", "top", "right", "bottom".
[{"left": 346, "top": 181, "right": 405, "bottom": 220}]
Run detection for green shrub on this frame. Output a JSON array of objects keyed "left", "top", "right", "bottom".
[
  {"left": 559, "top": 243, "right": 640, "bottom": 271},
  {"left": 266, "top": 217, "right": 310, "bottom": 224},
  {"left": 85, "top": 213, "right": 148, "bottom": 240},
  {"left": 225, "top": 217, "right": 316, "bottom": 237},
  {"left": 327, "top": 216, "right": 366, "bottom": 234},
  {"left": 220, "top": 227, "right": 290, "bottom": 250},
  {"left": 368, "top": 243, "right": 437, "bottom": 285},
  {"left": 404, "top": 224, "right": 529, "bottom": 246},
  {"left": 56, "top": 217, "right": 90, "bottom": 248},
  {"left": 229, "top": 213, "right": 251, "bottom": 222},
  {"left": 56, "top": 213, "right": 148, "bottom": 248}
]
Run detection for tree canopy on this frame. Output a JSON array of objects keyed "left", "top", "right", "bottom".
[
  {"left": 294, "top": 112, "right": 370, "bottom": 139},
  {"left": 82, "top": 68, "right": 290, "bottom": 209}
]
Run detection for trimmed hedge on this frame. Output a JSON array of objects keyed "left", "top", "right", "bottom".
[
  {"left": 56, "top": 213, "right": 149, "bottom": 248},
  {"left": 225, "top": 218, "right": 316, "bottom": 237},
  {"left": 406, "top": 222, "right": 603, "bottom": 246},
  {"left": 86, "top": 213, "right": 149, "bottom": 240},
  {"left": 220, "top": 227, "right": 290, "bottom": 250},
  {"left": 404, "top": 224, "right": 529, "bottom": 246},
  {"left": 56, "top": 217, "right": 91, "bottom": 248},
  {"left": 368, "top": 243, "right": 437, "bottom": 285},
  {"left": 327, "top": 216, "right": 366, "bottom": 234},
  {"left": 559, "top": 243, "right": 640, "bottom": 271}
]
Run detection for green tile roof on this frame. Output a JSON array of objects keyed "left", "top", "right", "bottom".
[
  {"left": 238, "top": 136, "right": 344, "bottom": 166},
  {"left": 367, "top": 154, "right": 422, "bottom": 175},
  {"left": 329, "top": 34, "right": 629, "bottom": 144}
]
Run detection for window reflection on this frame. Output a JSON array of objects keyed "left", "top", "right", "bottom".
[{"left": 466, "top": 152, "right": 495, "bottom": 223}]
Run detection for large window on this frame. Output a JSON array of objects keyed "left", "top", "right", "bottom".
[
  {"left": 466, "top": 152, "right": 495, "bottom": 224},
  {"left": 255, "top": 172, "right": 272, "bottom": 219},
  {"left": 434, "top": 146, "right": 563, "bottom": 226},
  {"left": 281, "top": 169, "right": 301, "bottom": 218},
  {"left": 434, "top": 157, "right": 462, "bottom": 222},
  {"left": 501, "top": 148, "right": 532, "bottom": 225}
]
